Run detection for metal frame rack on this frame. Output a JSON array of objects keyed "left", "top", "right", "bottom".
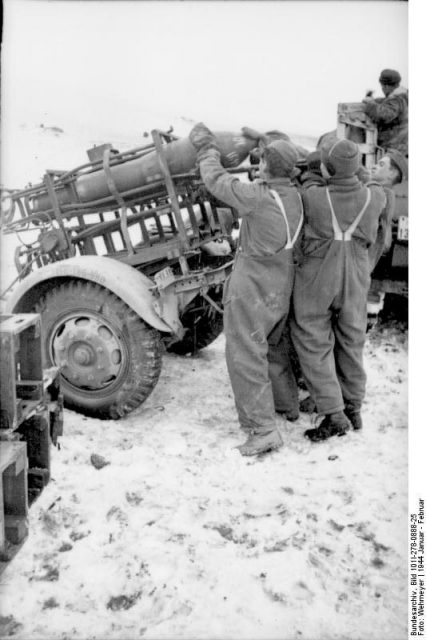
[{"left": 2, "top": 130, "right": 239, "bottom": 279}]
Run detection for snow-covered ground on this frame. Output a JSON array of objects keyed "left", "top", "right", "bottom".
[
  {"left": 0, "top": 122, "right": 408, "bottom": 640},
  {"left": 0, "top": 328, "right": 408, "bottom": 640}
]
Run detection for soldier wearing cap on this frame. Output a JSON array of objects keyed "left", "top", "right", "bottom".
[
  {"left": 362, "top": 68, "right": 408, "bottom": 156},
  {"left": 371, "top": 149, "right": 408, "bottom": 186},
  {"left": 189, "top": 122, "right": 304, "bottom": 456},
  {"left": 367, "top": 149, "right": 408, "bottom": 271},
  {"left": 291, "top": 139, "right": 387, "bottom": 441}
]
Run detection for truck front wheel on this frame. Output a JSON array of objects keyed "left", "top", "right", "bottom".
[{"left": 34, "top": 280, "right": 162, "bottom": 419}]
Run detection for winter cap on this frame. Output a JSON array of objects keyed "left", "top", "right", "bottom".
[
  {"left": 264, "top": 130, "right": 291, "bottom": 143},
  {"left": 321, "top": 139, "right": 360, "bottom": 177},
  {"left": 246, "top": 129, "right": 290, "bottom": 160},
  {"left": 264, "top": 139, "right": 298, "bottom": 177},
  {"left": 387, "top": 150, "right": 408, "bottom": 181},
  {"left": 306, "top": 150, "right": 322, "bottom": 173},
  {"left": 379, "top": 69, "right": 401, "bottom": 86}
]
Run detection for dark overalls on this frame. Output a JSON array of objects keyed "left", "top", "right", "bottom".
[{"left": 291, "top": 180, "right": 386, "bottom": 415}]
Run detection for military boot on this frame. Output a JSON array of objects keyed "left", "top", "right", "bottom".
[
  {"left": 284, "top": 410, "right": 299, "bottom": 422},
  {"left": 237, "top": 429, "right": 283, "bottom": 456},
  {"left": 276, "top": 409, "right": 299, "bottom": 422},
  {"left": 299, "top": 395, "right": 316, "bottom": 414},
  {"left": 344, "top": 404, "right": 363, "bottom": 431},
  {"left": 304, "top": 411, "right": 350, "bottom": 442}
]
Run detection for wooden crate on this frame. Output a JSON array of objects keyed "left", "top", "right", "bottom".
[
  {"left": 0, "top": 314, "right": 63, "bottom": 569},
  {"left": 0, "top": 314, "right": 43, "bottom": 431},
  {"left": 0, "top": 441, "right": 28, "bottom": 560},
  {"left": 337, "top": 102, "right": 378, "bottom": 169}
]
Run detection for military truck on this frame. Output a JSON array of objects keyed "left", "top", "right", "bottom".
[{"left": 1, "top": 129, "right": 257, "bottom": 419}]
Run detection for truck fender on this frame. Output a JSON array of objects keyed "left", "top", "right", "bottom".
[{"left": 4, "top": 256, "right": 173, "bottom": 333}]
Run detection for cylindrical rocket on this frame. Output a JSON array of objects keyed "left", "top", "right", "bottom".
[{"left": 31, "top": 132, "right": 257, "bottom": 213}]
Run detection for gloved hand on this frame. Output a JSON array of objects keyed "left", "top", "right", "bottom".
[
  {"left": 189, "top": 123, "right": 218, "bottom": 152},
  {"left": 241, "top": 126, "right": 268, "bottom": 146},
  {"left": 242, "top": 126, "right": 268, "bottom": 161}
]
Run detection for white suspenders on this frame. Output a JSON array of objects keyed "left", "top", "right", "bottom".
[
  {"left": 269, "top": 189, "right": 304, "bottom": 249},
  {"left": 326, "top": 187, "right": 371, "bottom": 241}
]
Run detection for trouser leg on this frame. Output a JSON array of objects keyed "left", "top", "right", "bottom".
[
  {"left": 291, "top": 291, "right": 344, "bottom": 415},
  {"left": 334, "top": 298, "right": 368, "bottom": 410},
  {"left": 267, "top": 318, "right": 299, "bottom": 417},
  {"left": 224, "top": 304, "right": 280, "bottom": 434}
]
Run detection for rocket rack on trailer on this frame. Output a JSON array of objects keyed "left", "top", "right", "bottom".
[{"left": 1, "top": 129, "right": 255, "bottom": 280}]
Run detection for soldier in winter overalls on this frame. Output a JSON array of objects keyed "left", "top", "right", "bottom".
[
  {"left": 291, "top": 139, "right": 387, "bottom": 441},
  {"left": 189, "top": 123, "right": 304, "bottom": 456}
]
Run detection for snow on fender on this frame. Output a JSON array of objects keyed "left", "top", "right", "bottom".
[{"left": 3, "top": 255, "right": 173, "bottom": 333}]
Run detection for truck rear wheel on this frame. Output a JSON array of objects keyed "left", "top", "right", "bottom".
[
  {"left": 34, "top": 280, "right": 161, "bottom": 419},
  {"left": 168, "top": 289, "right": 223, "bottom": 355}
]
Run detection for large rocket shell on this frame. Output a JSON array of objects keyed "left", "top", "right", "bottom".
[{"left": 32, "top": 132, "right": 256, "bottom": 212}]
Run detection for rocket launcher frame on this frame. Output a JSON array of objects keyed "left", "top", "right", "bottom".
[{"left": 1, "top": 129, "right": 257, "bottom": 278}]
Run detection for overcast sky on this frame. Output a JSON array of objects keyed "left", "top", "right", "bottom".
[
  {"left": 2, "top": 0, "right": 426, "bottom": 488},
  {"left": 2, "top": 0, "right": 409, "bottom": 141}
]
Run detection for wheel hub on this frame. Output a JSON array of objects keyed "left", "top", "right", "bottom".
[
  {"left": 73, "top": 344, "right": 94, "bottom": 366},
  {"left": 52, "top": 315, "right": 123, "bottom": 389}
]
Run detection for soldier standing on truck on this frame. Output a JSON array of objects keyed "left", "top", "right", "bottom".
[
  {"left": 362, "top": 68, "right": 408, "bottom": 157},
  {"left": 189, "top": 122, "right": 303, "bottom": 456},
  {"left": 291, "top": 139, "right": 387, "bottom": 441}
]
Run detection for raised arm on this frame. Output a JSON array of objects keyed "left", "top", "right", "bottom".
[
  {"left": 363, "top": 93, "right": 405, "bottom": 125},
  {"left": 189, "top": 122, "right": 260, "bottom": 216}
]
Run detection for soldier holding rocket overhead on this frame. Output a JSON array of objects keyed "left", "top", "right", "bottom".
[{"left": 189, "top": 122, "right": 303, "bottom": 456}]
